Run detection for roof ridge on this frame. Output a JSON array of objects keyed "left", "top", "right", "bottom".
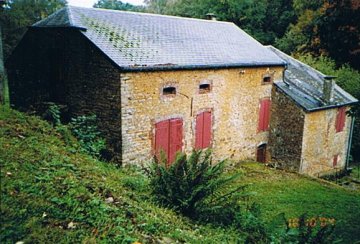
[
  {"left": 66, "top": 5, "right": 234, "bottom": 25},
  {"left": 265, "top": 45, "right": 326, "bottom": 79},
  {"left": 65, "top": 5, "right": 74, "bottom": 26}
]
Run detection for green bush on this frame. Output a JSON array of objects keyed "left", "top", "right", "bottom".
[
  {"left": 43, "top": 102, "right": 61, "bottom": 126},
  {"left": 272, "top": 213, "right": 336, "bottom": 243},
  {"left": 148, "top": 150, "right": 239, "bottom": 215},
  {"left": 69, "top": 114, "right": 105, "bottom": 158}
]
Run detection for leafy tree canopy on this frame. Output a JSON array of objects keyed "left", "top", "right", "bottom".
[{"left": 93, "top": 0, "right": 145, "bottom": 12}]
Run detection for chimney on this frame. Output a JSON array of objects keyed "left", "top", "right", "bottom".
[
  {"left": 206, "top": 13, "right": 217, "bottom": 21},
  {"left": 323, "top": 76, "right": 336, "bottom": 104}
]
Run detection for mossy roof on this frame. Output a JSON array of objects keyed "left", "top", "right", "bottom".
[{"left": 33, "top": 6, "right": 285, "bottom": 71}]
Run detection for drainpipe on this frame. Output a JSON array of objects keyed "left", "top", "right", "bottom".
[{"left": 346, "top": 116, "right": 355, "bottom": 170}]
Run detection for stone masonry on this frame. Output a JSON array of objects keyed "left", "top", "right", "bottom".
[{"left": 120, "top": 67, "right": 283, "bottom": 166}]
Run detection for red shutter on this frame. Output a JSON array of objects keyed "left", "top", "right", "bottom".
[
  {"left": 169, "top": 119, "right": 183, "bottom": 164},
  {"left": 203, "top": 111, "right": 212, "bottom": 148},
  {"left": 155, "top": 118, "right": 183, "bottom": 165},
  {"left": 195, "top": 113, "right": 204, "bottom": 149},
  {"left": 258, "top": 99, "right": 271, "bottom": 131},
  {"left": 155, "top": 120, "right": 170, "bottom": 161},
  {"left": 333, "top": 155, "right": 338, "bottom": 167},
  {"left": 336, "top": 107, "right": 346, "bottom": 132},
  {"left": 195, "top": 111, "right": 212, "bottom": 149}
]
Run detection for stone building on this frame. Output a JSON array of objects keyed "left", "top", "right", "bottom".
[{"left": 6, "top": 6, "right": 357, "bottom": 176}]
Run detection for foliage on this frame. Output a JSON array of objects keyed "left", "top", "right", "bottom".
[
  {"left": 69, "top": 114, "right": 105, "bottom": 158},
  {"left": 0, "top": 0, "right": 67, "bottom": 60},
  {"left": 42, "top": 102, "right": 61, "bottom": 126},
  {"left": 154, "top": 0, "right": 296, "bottom": 45},
  {"left": 93, "top": 0, "right": 145, "bottom": 12},
  {"left": 149, "top": 150, "right": 240, "bottom": 216},
  {"left": 274, "top": 213, "right": 336, "bottom": 243},
  {"left": 1, "top": 107, "right": 359, "bottom": 242},
  {"left": 276, "top": 0, "right": 360, "bottom": 70},
  {"left": 148, "top": 150, "right": 270, "bottom": 242}
]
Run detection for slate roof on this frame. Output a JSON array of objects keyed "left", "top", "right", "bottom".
[
  {"left": 32, "top": 6, "right": 285, "bottom": 71},
  {"left": 266, "top": 46, "right": 358, "bottom": 111}
]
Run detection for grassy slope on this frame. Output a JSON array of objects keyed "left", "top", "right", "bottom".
[
  {"left": 235, "top": 163, "right": 360, "bottom": 242},
  {"left": 1, "top": 106, "right": 360, "bottom": 243}
]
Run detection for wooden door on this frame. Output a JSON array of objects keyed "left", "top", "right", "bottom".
[{"left": 256, "top": 144, "right": 267, "bottom": 163}]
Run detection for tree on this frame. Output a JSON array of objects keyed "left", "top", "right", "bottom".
[
  {"left": 144, "top": 0, "right": 174, "bottom": 14},
  {"left": 0, "top": 0, "right": 67, "bottom": 60},
  {"left": 94, "top": 0, "right": 145, "bottom": 12},
  {"left": 317, "top": 0, "right": 360, "bottom": 70},
  {"left": 147, "top": 0, "right": 295, "bottom": 45}
]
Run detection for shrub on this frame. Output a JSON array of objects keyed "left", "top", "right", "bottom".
[
  {"left": 148, "top": 150, "right": 241, "bottom": 216},
  {"left": 69, "top": 114, "right": 105, "bottom": 158},
  {"left": 273, "top": 213, "right": 336, "bottom": 243},
  {"left": 42, "top": 102, "right": 61, "bottom": 126},
  {"left": 148, "top": 150, "right": 270, "bottom": 242}
]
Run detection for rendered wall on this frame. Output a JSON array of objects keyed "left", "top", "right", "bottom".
[
  {"left": 301, "top": 107, "right": 351, "bottom": 176},
  {"left": 120, "top": 66, "right": 284, "bottom": 165}
]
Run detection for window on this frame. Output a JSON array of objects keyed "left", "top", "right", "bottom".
[
  {"left": 195, "top": 111, "right": 212, "bottom": 149},
  {"left": 199, "top": 83, "right": 211, "bottom": 94},
  {"left": 163, "top": 86, "right": 176, "bottom": 96},
  {"left": 258, "top": 98, "right": 271, "bottom": 132},
  {"left": 335, "top": 107, "right": 346, "bottom": 132},
  {"left": 256, "top": 144, "right": 267, "bottom": 163},
  {"left": 154, "top": 118, "right": 183, "bottom": 165},
  {"left": 262, "top": 75, "right": 272, "bottom": 85}
]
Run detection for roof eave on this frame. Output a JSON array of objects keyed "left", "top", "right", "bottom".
[
  {"left": 120, "top": 62, "right": 286, "bottom": 72},
  {"left": 275, "top": 83, "right": 358, "bottom": 113},
  {"left": 29, "top": 26, "right": 87, "bottom": 31}
]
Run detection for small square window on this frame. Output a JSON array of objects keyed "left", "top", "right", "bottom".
[
  {"left": 163, "top": 86, "right": 176, "bottom": 96},
  {"left": 199, "top": 84, "right": 211, "bottom": 94},
  {"left": 262, "top": 75, "right": 272, "bottom": 85}
]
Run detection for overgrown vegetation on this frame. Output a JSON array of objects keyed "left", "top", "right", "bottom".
[
  {"left": 69, "top": 114, "right": 106, "bottom": 158},
  {"left": 1, "top": 106, "right": 359, "bottom": 242}
]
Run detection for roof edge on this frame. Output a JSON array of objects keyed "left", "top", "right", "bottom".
[
  {"left": 29, "top": 26, "right": 87, "bottom": 31},
  {"left": 120, "top": 62, "right": 286, "bottom": 72},
  {"left": 275, "top": 83, "right": 358, "bottom": 113},
  {"left": 67, "top": 5, "right": 235, "bottom": 25}
]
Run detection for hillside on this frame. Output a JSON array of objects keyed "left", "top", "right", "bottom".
[{"left": 1, "top": 106, "right": 360, "bottom": 243}]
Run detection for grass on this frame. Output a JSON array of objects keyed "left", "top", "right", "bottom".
[
  {"left": 1, "top": 106, "right": 360, "bottom": 243},
  {"left": 233, "top": 163, "right": 360, "bottom": 242}
]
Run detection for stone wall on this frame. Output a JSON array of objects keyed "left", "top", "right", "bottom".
[
  {"left": 301, "top": 107, "right": 351, "bottom": 176},
  {"left": 120, "top": 66, "right": 284, "bottom": 166},
  {"left": 268, "top": 86, "right": 305, "bottom": 171},
  {"left": 7, "top": 29, "right": 122, "bottom": 160}
]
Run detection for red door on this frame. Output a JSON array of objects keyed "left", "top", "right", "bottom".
[
  {"left": 155, "top": 118, "right": 183, "bottom": 164},
  {"left": 195, "top": 111, "right": 212, "bottom": 149}
]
